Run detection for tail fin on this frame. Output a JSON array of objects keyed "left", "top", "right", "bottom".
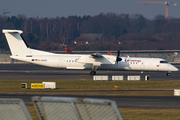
[{"left": 2, "top": 30, "right": 31, "bottom": 56}]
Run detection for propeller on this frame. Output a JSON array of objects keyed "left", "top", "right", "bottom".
[{"left": 116, "top": 49, "right": 122, "bottom": 64}]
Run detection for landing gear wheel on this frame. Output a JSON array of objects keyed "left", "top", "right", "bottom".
[
  {"left": 90, "top": 71, "right": 96, "bottom": 75},
  {"left": 167, "top": 73, "right": 171, "bottom": 76}
]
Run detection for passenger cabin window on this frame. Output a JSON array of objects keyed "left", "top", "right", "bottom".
[{"left": 160, "top": 61, "right": 168, "bottom": 63}]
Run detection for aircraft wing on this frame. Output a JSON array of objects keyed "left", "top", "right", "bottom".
[{"left": 76, "top": 53, "right": 116, "bottom": 66}]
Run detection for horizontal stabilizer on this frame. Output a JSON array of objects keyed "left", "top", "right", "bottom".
[{"left": 3, "top": 30, "right": 23, "bottom": 34}]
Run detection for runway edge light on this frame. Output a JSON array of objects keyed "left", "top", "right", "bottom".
[
  {"left": 114, "top": 86, "right": 118, "bottom": 90},
  {"left": 21, "top": 83, "right": 27, "bottom": 89}
]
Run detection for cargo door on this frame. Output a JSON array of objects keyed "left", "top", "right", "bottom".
[{"left": 58, "top": 58, "right": 63, "bottom": 67}]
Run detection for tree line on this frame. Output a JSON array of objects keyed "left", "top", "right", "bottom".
[{"left": 0, "top": 13, "right": 180, "bottom": 51}]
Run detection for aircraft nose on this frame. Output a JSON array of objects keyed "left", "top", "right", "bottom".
[{"left": 171, "top": 65, "right": 179, "bottom": 71}]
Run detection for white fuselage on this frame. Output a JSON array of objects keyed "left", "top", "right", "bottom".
[{"left": 11, "top": 53, "right": 178, "bottom": 72}]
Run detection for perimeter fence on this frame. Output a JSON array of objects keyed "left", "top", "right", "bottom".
[
  {"left": 0, "top": 98, "right": 32, "bottom": 120},
  {"left": 0, "top": 97, "right": 123, "bottom": 120}
]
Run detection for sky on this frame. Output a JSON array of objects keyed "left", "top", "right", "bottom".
[{"left": 0, "top": 0, "right": 180, "bottom": 19}]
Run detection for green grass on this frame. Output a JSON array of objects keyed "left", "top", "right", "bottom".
[
  {"left": 26, "top": 106, "right": 39, "bottom": 120},
  {"left": 1, "top": 80, "right": 180, "bottom": 90},
  {"left": 120, "top": 108, "right": 180, "bottom": 120},
  {"left": 0, "top": 80, "right": 180, "bottom": 96},
  {"left": 26, "top": 106, "right": 180, "bottom": 120}
]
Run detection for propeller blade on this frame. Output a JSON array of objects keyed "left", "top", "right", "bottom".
[
  {"left": 117, "top": 49, "right": 120, "bottom": 57},
  {"left": 116, "top": 49, "right": 122, "bottom": 64}
]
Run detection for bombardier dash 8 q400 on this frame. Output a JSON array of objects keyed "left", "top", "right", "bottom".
[{"left": 3, "top": 29, "right": 178, "bottom": 76}]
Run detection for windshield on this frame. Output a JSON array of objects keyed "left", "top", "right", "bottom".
[{"left": 160, "top": 61, "right": 168, "bottom": 63}]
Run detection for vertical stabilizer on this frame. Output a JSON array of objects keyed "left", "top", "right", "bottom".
[{"left": 2, "top": 30, "right": 31, "bottom": 56}]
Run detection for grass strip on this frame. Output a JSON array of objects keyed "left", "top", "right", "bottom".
[
  {"left": 26, "top": 106, "right": 180, "bottom": 120},
  {"left": 119, "top": 108, "right": 180, "bottom": 120},
  {"left": 0, "top": 80, "right": 180, "bottom": 95}
]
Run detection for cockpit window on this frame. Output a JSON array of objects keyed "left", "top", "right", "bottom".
[{"left": 160, "top": 61, "right": 168, "bottom": 63}]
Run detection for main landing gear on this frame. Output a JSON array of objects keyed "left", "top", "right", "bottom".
[
  {"left": 90, "top": 71, "right": 96, "bottom": 75},
  {"left": 90, "top": 66, "right": 98, "bottom": 75}
]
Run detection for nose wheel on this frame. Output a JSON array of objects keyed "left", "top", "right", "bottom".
[{"left": 167, "top": 72, "right": 171, "bottom": 76}]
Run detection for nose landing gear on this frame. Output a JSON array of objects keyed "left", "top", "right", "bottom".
[{"left": 167, "top": 72, "right": 171, "bottom": 76}]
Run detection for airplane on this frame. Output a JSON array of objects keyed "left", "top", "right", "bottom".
[{"left": 2, "top": 29, "right": 178, "bottom": 76}]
